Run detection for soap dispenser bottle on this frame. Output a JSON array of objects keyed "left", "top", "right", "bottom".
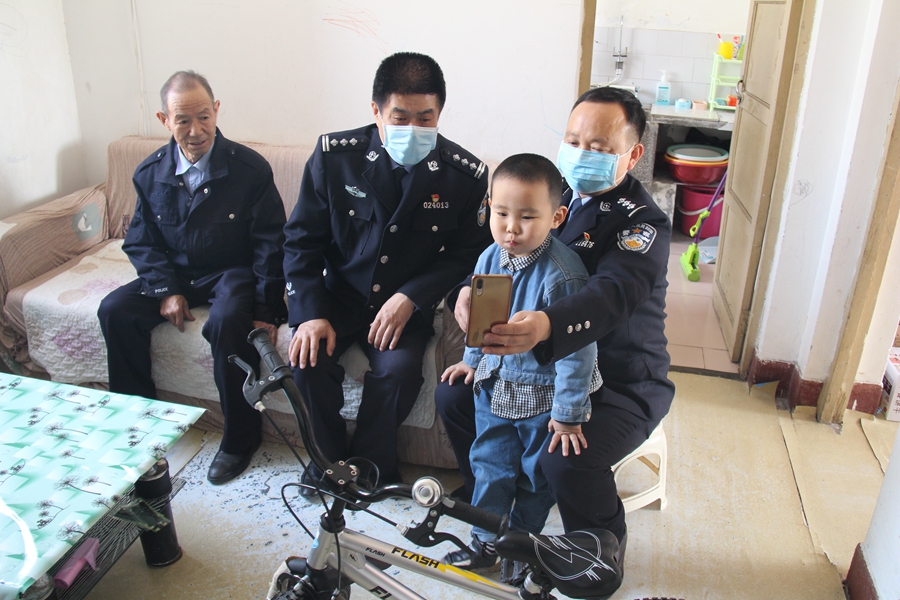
[{"left": 656, "top": 70, "right": 671, "bottom": 106}]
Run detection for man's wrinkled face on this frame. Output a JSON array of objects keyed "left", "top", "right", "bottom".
[{"left": 156, "top": 85, "right": 219, "bottom": 164}]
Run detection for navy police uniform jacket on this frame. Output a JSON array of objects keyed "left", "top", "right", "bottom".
[
  {"left": 124, "top": 129, "right": 288, "bottom": 324},
  {"left": 541, "top": 174, "right": 675, "bottom": 424},
  {"left": 283, "top": 124, "right": 491, "bottom": 333}
]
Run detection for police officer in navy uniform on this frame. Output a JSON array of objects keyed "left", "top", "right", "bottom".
[
  {"left": 98, "top": 71, "right": 287, "bottom": 485},
  {"left": 283, "top": 52, "right": 491, "bottom": 487},
  {"left": 435, "top": 87, "right": 674, "bottom": 578}
]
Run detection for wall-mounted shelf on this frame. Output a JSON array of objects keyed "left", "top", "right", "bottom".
[{"left": 708, "top": 54, "right": 742, "bottom": 111}]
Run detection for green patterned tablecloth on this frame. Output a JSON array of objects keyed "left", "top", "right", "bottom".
[{"left": 0, "top": 374, "right": 204, "bottom": 599}]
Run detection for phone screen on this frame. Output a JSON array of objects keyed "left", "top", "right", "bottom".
[{"left": 466, "top": 275, "right": 513, "bottom": 347}]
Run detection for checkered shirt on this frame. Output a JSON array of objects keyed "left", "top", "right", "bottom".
[{"left": 474, "top": 234, "right": 602, "bottom": 420}]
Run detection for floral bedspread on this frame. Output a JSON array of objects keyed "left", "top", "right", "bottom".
[{"left": 20, "top": 240, "right": 436, "bottom": 428}]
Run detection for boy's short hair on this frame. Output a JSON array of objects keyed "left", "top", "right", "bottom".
[{"left": 492, "top": 154, "right": 563, "bottom": 208}]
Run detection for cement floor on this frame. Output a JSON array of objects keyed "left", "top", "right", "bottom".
[{"left": 85, "top": 372, "right": 895, "bottom": 599}]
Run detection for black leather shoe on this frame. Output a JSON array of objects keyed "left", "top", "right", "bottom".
[
  {"left": 299, "top": 469, "right": 322, "bottom": 497},
  {"left": 207, "top": 439, "right": 261, "bottom": 485}
]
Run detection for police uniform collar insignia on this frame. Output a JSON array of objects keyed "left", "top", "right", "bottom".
[
  {"left": 366, "top": 151, "right": 379, "bottom": 162},
  {"left": 617, "top": 223, "right": 657, "bottom": 254},
  {"left": 323, "top": 134, "right": 369, "bottom": 153},
  {"left": 600, "top": 201, "right": 612, "bottom": 212},
  {"left": 441, "top": 148, "right": 486, "bottom": 179},
  {"left": 427, "top": 160, "right": 439, "bottom": 171},
  {"left": 345, "top": 185, "right": 367, "bottom": 198},
  {"left": 616, "top": 197, "right": 646, "bottom": 218}
]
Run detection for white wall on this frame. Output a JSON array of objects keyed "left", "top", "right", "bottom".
[
  {"left": 755, "top": 0, "right": 900, "bottom": 385},
  {"left": 61, "top": 0, "right": 141, "bottom": 187},
  {"left": 860, "top": 425, "right": 900, "bottom": 597},
  {"left": 61, "top": 0, "right": 585, "bottom": 185},
  {"left": 596, "top": 0, "right": 752, "bottom": 34},
  {"left": 0, "top": 0, "right": 86, "bottom": 220}
]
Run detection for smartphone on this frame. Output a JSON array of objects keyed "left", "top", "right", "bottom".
[{"left": 466, "top": 274, "right": 513, "bottom": 347}]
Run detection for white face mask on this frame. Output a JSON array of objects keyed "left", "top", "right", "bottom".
[{"left": 382, "top": 125, "right": 438, "bottom": 166}]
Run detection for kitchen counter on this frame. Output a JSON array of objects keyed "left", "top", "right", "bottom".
[{"left": 650, "top": 105, "right": 735, "bottom": 131}]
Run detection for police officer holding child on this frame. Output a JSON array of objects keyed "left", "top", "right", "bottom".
[{"left": 436, "top": 86, "right": 675, "bottom": 575}]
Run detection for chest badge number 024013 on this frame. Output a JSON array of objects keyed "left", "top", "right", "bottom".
[{"left": 617, "top": 223, "right": 657, "bottom": 254}]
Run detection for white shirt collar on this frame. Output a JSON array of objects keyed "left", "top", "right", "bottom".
[{"left": 174, "top": 137, "right": 215, "bottom": 177}]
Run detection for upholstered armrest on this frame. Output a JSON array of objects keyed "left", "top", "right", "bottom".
[{"left": 0, "top": 184, "right": 108, "bottom": 355}]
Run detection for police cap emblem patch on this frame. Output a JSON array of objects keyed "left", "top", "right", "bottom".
[{"left": 617, "top": 223, "right": 657, "bottom": 253}]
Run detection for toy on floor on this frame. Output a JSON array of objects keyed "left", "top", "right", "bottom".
[{"left": 680, "top": 169, "right": 728, "bottom": 282}]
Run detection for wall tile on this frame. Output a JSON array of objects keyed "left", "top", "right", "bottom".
[
  {"left": 667, "top": 56, "right": 695, "bottom": 82},
  {"left": 666, "top": 81, "right": 683, "bottom": 100},
  {"left": 642, "top": 55, "right": 670, "bottom": 81},
  {"left": 681, "top": 82, "right": 710, "bottom": 103},
  {"left": 623, "top": 55, "right": 645, "bottom": 81},
  {"left": 681, "top": 31, "right": 716, "bottom": 59},
  {"left": 693, "top": 58, "right": 714, "bottom": 84},
  {"left": 631, "top": 28, "right": 659, "bottom": 55},
  {"left": 594, "top": 27, "right": 610, "bottom": 52},
  {"left": 592, "top": 50, "right": 615, "bottom": 78},
  {"left": 614, "top": 27, "right": 634, "bottom": 54},
  {"left": 657, "top": 30, "right": 685, "bottom": 56}
]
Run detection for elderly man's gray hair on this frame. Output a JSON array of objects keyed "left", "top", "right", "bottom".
[{"left": 159, "top": 70, "right": 215, "bottom": 113}]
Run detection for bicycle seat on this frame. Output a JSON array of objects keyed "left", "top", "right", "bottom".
[{"left": 494, "top": 528, "right": 622, "bottom": 600}]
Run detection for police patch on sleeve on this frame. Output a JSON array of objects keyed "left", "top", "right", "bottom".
[
  {"left": 477, "top": 192, "right": 488, "bottom": 227},
  {"left": 617, "top": 223, "right": 657, "bottom": 253}
]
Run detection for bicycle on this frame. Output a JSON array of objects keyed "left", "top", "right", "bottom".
[{"left": 230, "top": 328, "right": 623, "bottom": 600}]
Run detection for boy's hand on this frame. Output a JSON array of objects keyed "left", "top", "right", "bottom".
[
  {"left": 441, "top": 361, "right": 475, "bottom": 385},
  {"left": 547, "top": 419, "right": 587, "bottom": 457}
]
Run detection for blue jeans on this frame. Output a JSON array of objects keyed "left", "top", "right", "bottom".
[{"left": 470, "top": 379, "right": 556, "bottom": 542}]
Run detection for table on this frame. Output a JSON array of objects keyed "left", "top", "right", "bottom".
[{"left": 0, "top": 374, "right": 204, "bottom": 600}]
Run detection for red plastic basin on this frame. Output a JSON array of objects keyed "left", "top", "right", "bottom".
[{"left": 665, "top": 155, "right": 727, "bottom": 185}]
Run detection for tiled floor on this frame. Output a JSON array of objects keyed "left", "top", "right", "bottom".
[{"left": 665, "top": 231, "right": 739, "bottom": 374}]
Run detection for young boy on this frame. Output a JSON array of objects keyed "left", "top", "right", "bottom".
[{"left": 440, "top": 153, "right": 601, "bottom": 571}]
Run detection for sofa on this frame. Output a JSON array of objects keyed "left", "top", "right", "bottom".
[{"left": 0, "top": 136, "right": 475, "bottom": 469}]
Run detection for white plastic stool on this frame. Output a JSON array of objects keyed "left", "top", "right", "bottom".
[{"left": 612, "top": 422, "right": 667, "bottom": 513}]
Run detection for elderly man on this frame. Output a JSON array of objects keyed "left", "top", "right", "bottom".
[
  {"left": 284, "top": 52, "right": 491, "bottom": 489},
  {"left": 98, "top": 71, "right": 287, "bottom": 485},
  {"left": 436, "top": 87, "right": 675, "bottom": 582}
]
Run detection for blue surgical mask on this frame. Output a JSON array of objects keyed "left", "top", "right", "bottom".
[
  {"left": 382, "top": 125, "right": 439, "bottom": 166},
  {"left": 557, "top": 142, "right": 633, "bottom": 195}
]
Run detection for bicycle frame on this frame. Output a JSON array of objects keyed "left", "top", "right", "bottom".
[{"left": 306, "top": 524, "right": 520, "bottom": 600}]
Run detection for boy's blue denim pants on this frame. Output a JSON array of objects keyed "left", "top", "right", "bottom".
[{"left": 470, "top": 378, "right": 556, "bottom": 543}]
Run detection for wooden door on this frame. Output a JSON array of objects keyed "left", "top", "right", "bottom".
[{"left": 713, "top": 0, "right": 804, "bottom": 362}]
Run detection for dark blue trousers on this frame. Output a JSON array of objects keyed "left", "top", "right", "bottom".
[
  {"left": 291, "top": 312, "right": 432, "bottom": 481},
  {"left": 435, "top": 379, "right": 651, "bottom": 541},
  {"left": 97, "top": 269, "right": 262, "bottom": 453}
]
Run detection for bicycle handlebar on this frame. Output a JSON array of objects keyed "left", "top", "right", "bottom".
[{"left": 243, "top": 328, "right": 506, "bottom": 536}]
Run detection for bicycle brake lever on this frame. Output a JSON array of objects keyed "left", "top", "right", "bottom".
[
  {"left": 229, "top": 354, "right": 266, "bottom": 411},
  {"left": 400, "top": 504, "right": 468, "bottom": 551}
]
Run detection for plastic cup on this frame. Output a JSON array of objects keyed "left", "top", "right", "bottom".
[{"left": 718, "top": 41, "right": 733, "bottom": 60}]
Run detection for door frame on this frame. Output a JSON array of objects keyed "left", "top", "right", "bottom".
[
  {"left": 817, "top": 78, "right": 900, "bottom": 424},
  {"left": 736, "top": 0, "right": 817, "bottom": 377}
]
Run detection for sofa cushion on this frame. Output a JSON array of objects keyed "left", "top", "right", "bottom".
[{"left": 16, "top": 239, "right": 437, "bottom": 428}]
